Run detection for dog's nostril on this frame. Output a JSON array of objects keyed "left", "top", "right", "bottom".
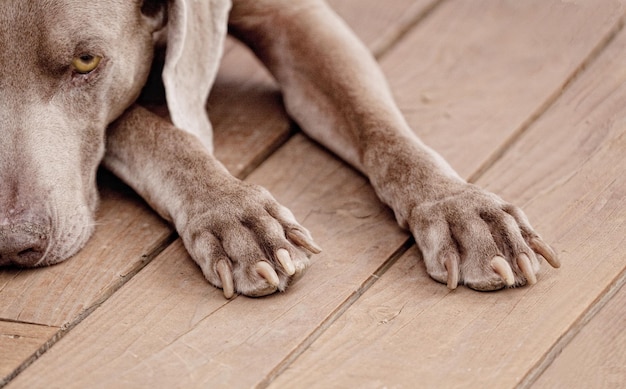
[
  {"left": 17, "top": 248, "right": 39, "bottom": 258},
  {"left": 0, "top": 224, "right": 49, "bottom": 266}
]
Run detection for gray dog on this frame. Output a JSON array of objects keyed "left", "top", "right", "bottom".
[{"left": 0, "top": 0, "right": 559, "bottom": 298}]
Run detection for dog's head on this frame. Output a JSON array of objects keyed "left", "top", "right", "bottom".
[{"left": 0, "top": 0, "right": 229, "bottom": 266}]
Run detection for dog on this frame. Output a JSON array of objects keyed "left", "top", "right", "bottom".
[{"left": 0, "top": 0, "right": 559, "bottom": 298}]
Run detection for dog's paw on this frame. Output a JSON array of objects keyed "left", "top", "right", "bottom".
[
  {"left": 409, "top": 184, "right": 559, "bottom": 291},
  {"left": 179, "top": 180, "right": 321, "bottom": 299}
]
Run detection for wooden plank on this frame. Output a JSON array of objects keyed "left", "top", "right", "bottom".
[
  {"left": 380, "top": 0, "right": 626, "bottom": 179},
  {"left": 6, "top": 0, "right": 624, "bottom": 384},
  {"left": 7, "top": 135, "right": 409, "bottom": 388},
  {"left": 0, "top": 321, "right": 58, "bottom": 385},
  {"left": 210, "top": 38, "right": 292, "bottom": 177},
  {"left": 534, "top": 284, "right": 626, "bottom": 388},
  {"left": 0, "top": 0, "right": 436, "bottom": 383},
  {"left": 0, "top": 178, "right": 171, "bottom": 327},
  {"left": 270, "top": 12, "right": 626, "bottom": 389},
  {"left": 328, "top": 0, "right": 441, "bottom": 56}
]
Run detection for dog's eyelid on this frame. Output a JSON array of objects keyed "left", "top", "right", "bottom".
[{"left": 71, "top": 38, "right": 105, "bottom": 60}]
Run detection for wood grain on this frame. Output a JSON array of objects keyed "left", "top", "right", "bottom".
[
  {"left": 0, "top": 178, "right": 171, "bottom": 327},
  {"left": 380, "top": 0, "right": 626, "bottom": 179},
  {"left": 3, "top": 0, "right": 625, "bottom": 388},
  {"left": 0, "top": 0, "right": 436, "bottom": 382},
  {"left": 0, "top": 321, "right": 58, "bottom": 385},
  {"left": 534, "top": 284, "right": 626, "bottom": 389},
  {"left": 7, "top": 135, "right": 409, "bottom": 388},
  {"left": 270, "top": 15, "right": 626, "bottom": 389},
  {"left": 210, "top": 38, "right": 292, "bottom": 177},
  {"left": 328, "top": 0, "right": 441, "bottom": 56}
]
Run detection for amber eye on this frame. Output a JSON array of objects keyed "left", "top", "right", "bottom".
[{"left": 72, "top": 54, "right": 102, "bottom": 74}]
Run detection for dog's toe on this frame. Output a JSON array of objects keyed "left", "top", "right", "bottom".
[
  {"left": 179, "top": 181, "right": 319, "bottom": 298},
  {"left": 411, "top": 184, "right": 557, "bottom": 291}
]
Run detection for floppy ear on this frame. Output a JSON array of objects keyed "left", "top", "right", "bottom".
[{"left": 162, "top": 0, "right": 231, "bottom": 152}]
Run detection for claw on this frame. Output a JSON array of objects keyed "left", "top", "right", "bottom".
[
  {"left": 216, "top": 260, "right": 235, "bottom": 299},
  {"left": 530, "top": 238, "right": 560, "bottom": 268},
  {"left": 287, "top": 230, "right": 322, "bottom": 254},
  {"left": 276, "top": 248, "right": 296, "bottom": 276},
  {"left": 491, "top": 256, "right": 515, "bottom": 286},
  {"left": 255, "top": 261, "right": 280, "bottom": 287},
  {"left": 517, "top": 254, "right": 537, "bottom": 285},
  {"left": 444, "top": 255, "right": 459, "bottom": 290}
]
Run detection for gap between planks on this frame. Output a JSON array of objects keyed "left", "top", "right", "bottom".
[
  {"left": 468, "top": 13, "right": 626, "bottom": 184},
  {"left": 7, "top": 0, "right": 622, "bottom": 386},
  {"left": 263, "top": 2, "right": 626, "bottom": 387},
  {"left": 0, "top": 1, "right": 446, "bottom": 385},
  {"left": 370, "top": 0, "right": 448, "bottom": 60},
  {"left": 519, "top": 267, "right": 626, "bottom": 388},
  {"left": 0, "top": 232, "right": 177, "bottom": 388},
  {"left": 258, "top": 237, "right": 415, "bottom": 388}
]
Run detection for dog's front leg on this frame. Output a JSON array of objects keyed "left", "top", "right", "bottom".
[
  {"left": 104, "top": 105, "right": 320, "bottom": 298},
  {"left": 230, "top": 0, "right": 559, "bottom": 290}
]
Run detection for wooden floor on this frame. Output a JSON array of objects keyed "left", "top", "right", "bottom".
[{"left": 2, "top": 0, "right": 626, "bottom": 387}]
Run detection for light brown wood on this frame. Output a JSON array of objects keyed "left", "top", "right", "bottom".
[
  {"left": 2, "top": 0, "right": 625, "bottom": 388},
  {"left": 7, "top": 135, "right": 409, "bottom": 388},
  {"left": 328, "top": 0, "right": 441, "bottom": 57},
  {"left": 270, "top": 15, "right": 626, "bottom": 389},
  {"left": 210, "top": 38, "right": 292, "bottom": 177},
  {"left": 534, "top": 284, "right": 626, "bottom": 389},
  {"left": 0, "top": 0, "right": 437, "bottom": 382},
  {"left": 380, "top": 0, "right": 625, "bottom": 179},
  {"left": 0, "top": 321, "right": 58, "bottom": 385},
  {"left": 0, "top": 182, "right": 170, "bottom": 327}
]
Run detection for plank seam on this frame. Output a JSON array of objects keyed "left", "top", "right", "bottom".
[
  {"left": 372, "top": 0, "right": 449, "bottom": 60},
  {"left": 513, "top": 13, "right": 626, "bottom": 387},
  {"left": 238, "top": 123, "right": 300, "bottom": 180},
  {"left": 0, "top": 318, "right": 58, "bottom": 327},
  {"left": 468, "top": 13, "right": 626, "bottom": 184},
  {"left": 257, "top": 237, "right": 415, "bottom": 389},
  {"left": 517, "top": 267, "right": 626, "bottom": 389},
  {"left": 1, "top": 232, "right": 178, "bottom": 388}
]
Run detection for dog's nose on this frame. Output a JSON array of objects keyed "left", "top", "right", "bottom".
[{"left": 0, "top": 223, "right": 49, "bottom": 266}]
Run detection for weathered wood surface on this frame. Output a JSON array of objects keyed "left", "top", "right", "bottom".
[
  {"left": 0, "top": 0, "right": 436, "bottom": 384},
  {"left": 7, "top": 135, "right": 409, "bottom": 388},
  {"left": 2, "top": 0, "right": 626, "bottom": 387},
  {"left": 0, "top": 181, "right": 171, "bottom": 327},
  {"left": 272, "top": 11, "right": 626, "bottom": 388},
  {"left": 382, "top": 0, "right": 626, "bottom": 179},
  {"left": 328, "top": 0, "right": 441, "bottom": 57},
  {"left": 0, "top": 322, "right": 57, "bottom": 383},
  {"left": 534, "top": 284, "right": 626, "bottom": 389}
]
